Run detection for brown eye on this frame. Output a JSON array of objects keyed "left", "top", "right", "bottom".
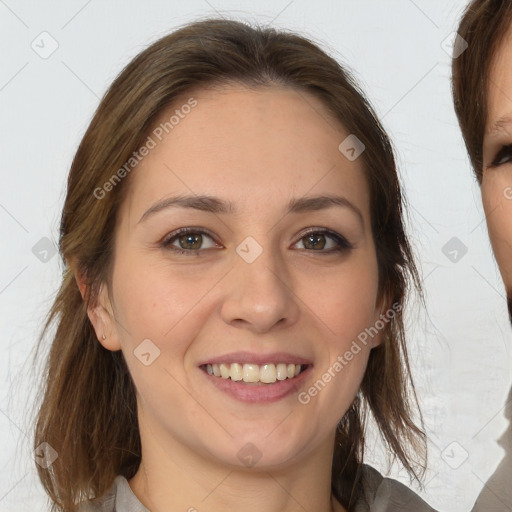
[
  {"left": 162, "top": 228, "right": 219, "bottom": 255},
  {"left": 303, "top": 233, "right": 326, "bottom": 250},
  {"left": 294, "top": 229, "right": 353, "bottom": 253},
  {"left": 491, "top": 144, "right": 512, "bottom": 167},
  {"left": 176, "top": 233, "right": 203, "bottom": 250}
]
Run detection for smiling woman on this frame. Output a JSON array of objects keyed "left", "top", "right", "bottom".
[{"left": 33, "top": 18, "right": 436, "bottom": 512}]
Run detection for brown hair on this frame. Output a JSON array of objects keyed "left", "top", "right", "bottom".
[
  {"left": 34, "top": 18, "right": 426, "bottom": 511},
  {"left": 452, "top": 0, "right": 512, "bottom": 181}
]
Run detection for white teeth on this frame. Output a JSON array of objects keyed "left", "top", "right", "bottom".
[
  {"left": 260, "top": 364, "right": 276, "bottom": 384},
  {"left": 230, "top": 363, "right": 243, "bottom": 381},
  {"left": 276, "top": 363, "right": 288, "bottom": 380},
  {"left": 219, "top": 363, "right": 230, "bottom": 379},
  {"left": 243, "top": 363, "right": 260, "bottom": 383},
  {"left": 205, "top": 362, "right": 305, "bottom": 383}
]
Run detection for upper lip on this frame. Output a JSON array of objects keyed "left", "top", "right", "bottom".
[{"left": 198, "top": 351, "right": 313, "bottom": 366}]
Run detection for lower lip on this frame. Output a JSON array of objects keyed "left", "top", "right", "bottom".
[{"left": 200, "top": 366, "right": 312, "bottom": 403}]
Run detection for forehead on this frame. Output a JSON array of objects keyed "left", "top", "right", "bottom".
[{"left": 122, "top": 84, "right": 370, "bottom": 221}]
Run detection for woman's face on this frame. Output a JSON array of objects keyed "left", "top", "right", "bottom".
[
  {"left": 483, "top": 27, "right": 512, "bottom": 311},
  {"left": 97, "top": 84, "right": 383, "bottom": 470}
]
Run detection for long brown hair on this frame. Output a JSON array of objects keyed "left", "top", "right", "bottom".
[
  {"left": 34, "top": 18, "right": 426, "bottom": 511},
  {"left": 452, "top": 0, "right": 512, "bottom": 181}
]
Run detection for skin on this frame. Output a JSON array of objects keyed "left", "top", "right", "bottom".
[
  {"left": 482, "top": 26, "right": 512, "bottom": 308},
  {"left": 79, "top": 84, "right": 386, "bottom": 512}
]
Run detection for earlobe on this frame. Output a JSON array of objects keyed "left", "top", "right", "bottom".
[
  {"left": 370, "top": 326, "right": 384, "bottom": 348},
  {"left": 371, "top": 326, "right": 385, "bottom": 348},
  {"left": 371, "top": 295, "right": 392, "bottom": 348},
  {"left": 86, "top": 303, "right": 122, "bottom": 351},
  {"left": 70, "top": 260, "right": 122, "bottom": 351}
]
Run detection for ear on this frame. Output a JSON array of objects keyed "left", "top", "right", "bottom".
[
  {"left": 70, "top": 259, "right": 122, "bottom": 352},
  {"left": 370, "top": 292, "right": 395, "bottom": 349}
]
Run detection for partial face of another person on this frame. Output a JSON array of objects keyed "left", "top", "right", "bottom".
[
  {"left": 483, "top": 26, "right": 512, "bottom": 317},
  {"left": 95, "top": 84, "right": 385, "bottom": 470}
]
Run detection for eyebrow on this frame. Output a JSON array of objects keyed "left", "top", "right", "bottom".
[{"left": 137, "top": 193, "right": 364, "bottom": 227}]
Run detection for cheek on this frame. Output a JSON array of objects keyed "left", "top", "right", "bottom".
[
  {"left": 309, "top": 262, "right": 379, "bottom": 418},
  {"left": 110, "top": 256, "right": 215, "bottom": 413},
  {"left": 310, "top": 256, "right": 380, "bottom": 340},
  {"left": 482, "top": 175, "right": 512, "bottom": 287},
  {"left": 110, "top": 252, "right": 217, "bottom": 351}
]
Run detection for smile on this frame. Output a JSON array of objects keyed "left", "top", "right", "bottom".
[
  {"left": 203, "top": 362, "right": 307, "bottom": 384},
  {"left": 200, "top": 362, "right": 312, "bottom": 403}
]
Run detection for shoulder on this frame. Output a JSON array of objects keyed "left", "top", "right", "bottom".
[
  {"left": 354, "top": 464, "right": 438, "bottom": 512},
  {"left": 78, "top": 468, "right": 438, "bottom": 512},
  {"left": 77, "top": 475, "right": 149, "bottom": 512}
]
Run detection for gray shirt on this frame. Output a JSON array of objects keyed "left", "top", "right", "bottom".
[{"left": 79, "top": 465, "right": 438, "bottom": 512}]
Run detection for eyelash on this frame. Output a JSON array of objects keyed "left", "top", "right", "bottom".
[
  {"left": 161, "top": 227, "right": 353, "bottom": 256},
  {"left": 490, "top": 144, "right": 512, "bottom": 167}
]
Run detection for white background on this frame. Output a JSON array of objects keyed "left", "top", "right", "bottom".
[{"left": 1, "top": 1, "right": 510, "bottom": 511}]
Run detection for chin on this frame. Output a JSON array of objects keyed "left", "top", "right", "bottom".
[{"left": 206, "top": 433, "right": 309, "bottom": 471}]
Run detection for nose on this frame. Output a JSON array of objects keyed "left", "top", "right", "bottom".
[{"left": 220, "top": 243, "right": 300, "bottom": 334}]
